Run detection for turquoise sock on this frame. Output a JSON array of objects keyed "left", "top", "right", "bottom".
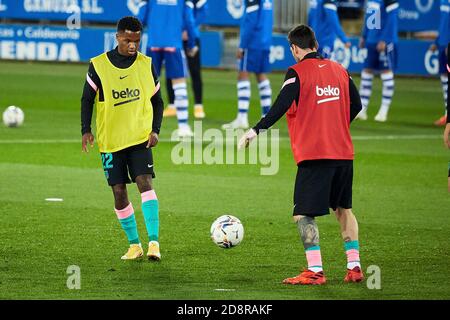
[
  {"left": 119, "top": 214, "right": 140, "bottom": 245},
  {"left": 142, "top": 200, "right": 159, "bottom": 242},
  {"left": 344, "top": 240, "right": 360, "bottom": 251}
]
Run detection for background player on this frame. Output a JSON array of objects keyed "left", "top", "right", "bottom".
[
  {"left": 222, "top": 0, "right": 273, "bottom": 130},
  {"left": 239, "top": 25, "right": 364, "bottom": 285},
  {"left": 166, "top": 0, "right": 208, "bottom": 120},
  {"left": 138, "top": 0, "right": 198, "bottom": 137},
  {"left": 356, "top": 0, "right": 399, "bottom": 122},
  {"left": 308, "top": 0, "right": 351, "bottom": 59},
  {"left": 81, "top": 16, "right": 164, "bottom": 261},
  {"left": 430, "top": 0, "right": 449, "bottom": 127}
]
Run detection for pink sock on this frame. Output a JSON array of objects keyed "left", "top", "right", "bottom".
[
  {"left": 305, "top": 247, "right": 323, "bottom": 273},
  {"left": 346, "top": 249, "right": 361, "bottom": 269}
]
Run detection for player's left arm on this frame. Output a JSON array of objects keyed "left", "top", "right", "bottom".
[
  {"left": 379, "top": 0, "right": 399, "bottom": 45},
  {"left": 148, "top": 64, "right": 164, "bottom": 148},
  {"left": 323, "top": 0, "right": 349, "bottom": 44},
  {"left": 194, "top": 0, "right": 208, "bottom": 25},
  {"left": 137, "top": 0, "right": 149, "bottom": 26},
  {"left": 184, "top": 0, "right": 198, "bottom": 52},
  {"left": 434, "top": 1, "right": 449, "bottom": 48},
  {"left": 348, "top": 74, "right": 363, "bottom": 122},
  {"left": 239, "top": 0, "right": 261, "bottom": 52},
  {"left": 447, "top": 42, "right": 450, "bottom": 122},
  {"left": 445, "top": 43, "right": 450, "bottom": 148}
]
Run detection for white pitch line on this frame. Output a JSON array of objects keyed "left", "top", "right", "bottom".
[
  {"left": 0, "top": 139, "right": 79, "bottom": 144},
  {"left": 45, "top": 198, "right": 63, "bottom": 202},
  {"left": 351, "top": 134, "right": 442, "bottom": 141},
  {"left": 214, "top": 289, "right": 236, "bottom": 292},
  {"left": 0, "top": 135, "right": 442, "bottom": 144}
]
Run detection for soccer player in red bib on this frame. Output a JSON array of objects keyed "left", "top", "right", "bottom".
[
  {"left": 239, "top": 25, "right": 364, "bottom": 285},
  {"left": 443, "top": 42, "right": 450, "bottom": 191}
]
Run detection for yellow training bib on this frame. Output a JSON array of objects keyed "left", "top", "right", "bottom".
[{"left": 91, "top": 52, "right": 155, "bottom": 153}]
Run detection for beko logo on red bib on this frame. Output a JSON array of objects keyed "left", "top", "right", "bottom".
[
  {"left": 316, "top": 85, "right": 340, "bottom": 104},
  {"left": 316, "top": 85, "right": 340, "bottom": 97}
]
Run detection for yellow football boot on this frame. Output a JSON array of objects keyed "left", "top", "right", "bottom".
[
  {"left": 194, "top": 104, "right": 205, "bottom": 119},
  {"left": 163, "top": 106, "right": 177, "bottom": 117},
  {"left": 121, "top": 244, "right": 143, "bottom": 260},
  {"left": 147, "top": 241, "right": 161, "bottom": 261}
]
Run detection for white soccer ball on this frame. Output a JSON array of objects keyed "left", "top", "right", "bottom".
[
  {"left": 2, "top": 106, "right": 24, "bottom": 127},
  {"left": 210, "top": 215, "right": 244, "bottom": 249}
]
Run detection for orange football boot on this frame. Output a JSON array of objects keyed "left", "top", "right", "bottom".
[
  {"left": 283, "top": 270, "right": 326, "bottom": 285},
  {"left": 434, "top": 115, "right": 447, "bottom": 127},
  {"left": 344, "top": 266, "right": 364, "bottom": 283}
]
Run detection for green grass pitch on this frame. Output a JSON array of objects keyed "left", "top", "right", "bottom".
[{"left": 0, "top": 61, "right": 449, "bottom": 299}]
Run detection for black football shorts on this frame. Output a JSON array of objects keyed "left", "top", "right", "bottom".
[
  {"left": 293, "top": 160, "right": 353, "bottom": 217},
  {"left": 100, "top": 142, "right": 155, "bottom": 186}
]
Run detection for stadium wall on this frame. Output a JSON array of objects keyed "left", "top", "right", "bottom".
[
  {"left": 0, "top": 23, "right": 442, "bottom": 77},
  {"left": 0, "top": 0, "right": 444, "bottom": 77},
  {"left": 0, "top": 0, "right": 441, "bottom": 31}
]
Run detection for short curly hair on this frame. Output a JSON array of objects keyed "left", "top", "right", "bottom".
[{"left": 117, "top": 16, "right": 143, "bottom": 33}]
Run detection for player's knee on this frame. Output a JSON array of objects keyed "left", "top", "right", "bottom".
[
  {"left": 238, "top": 72, "right": 249, "bottom": 81},
  {"left": 112, "top": 184, "right": 126, "bottom": 194},
  {"left": 293, "top": 214, "right": 310, "bottom": 223},
  {"left": 172, "top": 78, "right": 185, "bottom": 85},
  {"left": 136, "top": 175, "right": 153, "bottom": 193},
  {"left": 112, "top": 185, "right": 128, "bottom": 208},
  {"left": 256, "top": 73, "right": 267, "bottom": 82},
  {"left": 335, "top": 208, "right": 353, "bottom": 220},
  {"left": 190, "top": 69, "right": 201, "bottom": 81}
]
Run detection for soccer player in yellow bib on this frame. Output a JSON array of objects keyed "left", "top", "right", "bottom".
[{"left": 81, "top": 16, "right": 164, "bottom": 261}]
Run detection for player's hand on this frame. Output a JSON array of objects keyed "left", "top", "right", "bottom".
[
  {"left": 236, "top": 49, "right": 244, "bottom": 59},
  {"left": 429, "top": 43, "right": 438, "bottom": 52},
  {"left": 187, "top": 46, "right": 199, "bottom": 57},
  {"left": 444, "top": 123, "right": 450, "bottom": 149},
  {"left": 345, "top": 41, "right": 351, "bottom": 49},
  {"left": 358, "top": 38, "right": 365, "bottom": 49},
  {"left": 82, "top": 133, "right": 94, "bottom": 153},
  {"left": 147, "top": 132, "right": 159, "bottom": 148},
  {"left": 182, "top": 30, "right": 188, "bottom": 41},
  {"left": 377, "top": 41, "right": 386, "bottom": 52},
  {"left": 238, "top": 128, "right": 257, "bottom": 150}
]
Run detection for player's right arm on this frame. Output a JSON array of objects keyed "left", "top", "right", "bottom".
[
  {"left": 238, "top": 0, "right": 260, "bottom": 55},
  {"left": 194, "top": 0, "right": 208, "bottom": 25},
  {"left": 253, "top": 69, "right": 299, "bottom": 133},
  {"left": 433, "top": 0, "right": 449, "bottom": 50},
  {"left": 378, "top": 0, "right": 399, "bottom": 50},
  {"left": 323, "top": 0, "right": 350, "bottom": 45},
  {"left": 81, "top": 62, "right": 100, "bottom": 152},
  {"left": 445, "top": 45, "right": 450, "bottom": 149},
  {"left": 359, "top": 2, "right": 369, "bottom": 48},
  {"left": 137, "top": 0, "right": 150, "bottom": 26},
  {"left": 184, "top": 0, "right": 198, "bottom": 54},
  {"left": 239, "top": 69, "right": 299, "bottom": 149}
]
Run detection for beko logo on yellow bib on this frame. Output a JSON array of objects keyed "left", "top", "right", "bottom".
[{"left": 112, "top": 88, "right": 140, "bottom": 106}]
